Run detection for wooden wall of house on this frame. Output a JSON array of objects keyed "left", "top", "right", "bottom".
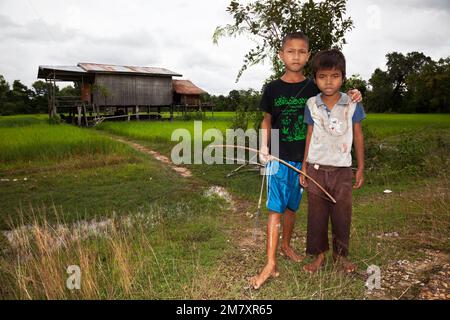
[
  {"left": 93, "top": 74, "right": 173, "bottom": 106},
  {"left": 81, "top": 82, "right": 91, "bottom": 103}
]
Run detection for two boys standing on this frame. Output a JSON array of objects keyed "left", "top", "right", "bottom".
[{"left": 251, "top": 32, "right": 365, "bottom": 290}]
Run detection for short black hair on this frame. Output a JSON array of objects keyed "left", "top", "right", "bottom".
[
  {"left": 281, "top": 32, "right": 309, "bottom": 50},
  {"left": 312, "top": 49, "right": 346, "bottom": 79}
]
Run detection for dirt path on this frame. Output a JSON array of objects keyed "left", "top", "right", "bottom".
[{"left": 109, "top": 135, "right": 192, "bottom": 178}]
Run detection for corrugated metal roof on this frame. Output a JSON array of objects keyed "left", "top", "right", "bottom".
[
  {"left": 38, "top": 63, "right": 182, "bottom": 81},
  {"left": 39, "top": 65, "right": 87, "bottom": 73},
  {"left": 173, "top": 80, "right": 206, "bottom": 95},
  {"left": 37, "top": 65, "right": 88, "bottom": 80},
  {"left": 78, "top": 63, "right": 182, "bottom": 77}
]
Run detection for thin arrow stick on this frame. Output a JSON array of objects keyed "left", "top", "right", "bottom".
[
  {"left": 224, "top": 154, "right": 259, "bottom": 177},
  {"left": 208, "top": 144, "right": 337, "bottom": 203},
  {"left": 222, "top": 156, "right": 264, "bottom": 167}
]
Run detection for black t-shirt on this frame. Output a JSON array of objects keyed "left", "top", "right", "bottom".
[{"left": 260, "top": 78, "right": 320, "bottom": 162}]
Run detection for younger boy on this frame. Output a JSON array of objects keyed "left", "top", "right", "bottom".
[{"left": 300, "top": 49, "right": 365, "bottom": 273}]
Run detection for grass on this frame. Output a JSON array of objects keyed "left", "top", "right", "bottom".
[
  {"left": 96, "top": 119, "right": 233, "bottom": 142},
  {"left": 0, "top": 201, "right": 228, "bottom": 299},
  {"left": 0, "top": 162, "right": 195, "bottom": 229},
  {"left": 221, "top": 178, "right": 449, "bottom": 300},
  {"left": 0, "top": 114, "right": 48, "bottom": 127},
  {"left": 0, "top": 115, "right": 135, "bottom": 172},
  {"left": 156, "top": 111, "right": 236, "bottom": 121},
  {"left": 0, "top": 112, "right": 449, "bottom": 299},
  {"left": 363, "top": 114, "right": 450, "bottom": 138},
  {"left": 0, "top": 114, "right": 234, "bottom": 299}
]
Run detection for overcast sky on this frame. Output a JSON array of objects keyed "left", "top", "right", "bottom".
[{"left": 0, "top": 0, "right": 449, "bottom": 95}]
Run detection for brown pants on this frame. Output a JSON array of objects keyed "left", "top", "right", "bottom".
[{"left": 305, "top": 163, "right": 353, "bottom": 257}]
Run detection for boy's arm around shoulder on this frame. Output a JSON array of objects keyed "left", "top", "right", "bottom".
[{"left": 347, "top": 89, "right": 362, "bottom": 103}]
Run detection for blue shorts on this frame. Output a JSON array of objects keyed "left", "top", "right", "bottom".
[{"left": 266, "top": 160, "right": 303, "bottom": 214}]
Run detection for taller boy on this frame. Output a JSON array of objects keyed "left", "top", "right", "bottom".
[{"left": 251, "top": 32, "right": 361, "bottom": 289}]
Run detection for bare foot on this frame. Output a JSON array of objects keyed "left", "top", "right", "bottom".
[
  {"left": 303, "top": 254, "right": 325, "bottom": 273},
  {"left": 280, "top": 246, "right": 304, "bottom": 262},
  {"left": 250, "top": 263, "right": 279, "bottom": 290},
  {"left": 333, "top": 254, "right": 357, "bottom": 274}
]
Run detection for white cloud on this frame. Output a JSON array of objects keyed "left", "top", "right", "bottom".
[
  {"left": 0, "top": 0, "right": 448, "bottom": 94},
  {"left": 344, "top": 0, "right": 450, "bottom": 80}
]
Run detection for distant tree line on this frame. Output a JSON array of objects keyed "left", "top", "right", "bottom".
[
  {"left": 205, "top": 51, "right": 449, "bottom": 114},
  {"left": 0, "top": 77, "right": 79, "bottom": 116},
  {"left": 343, "top": 52, "right": 449, "bottom": 113},
  {"left": 201, "top": 88, "right": 261, "bottom": 112},
  {"left": 1, "top": 50, "right": 448, "bottom": 116}
]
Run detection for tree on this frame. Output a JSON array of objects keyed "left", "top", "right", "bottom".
[
  {"left": 0, "top": 75, "right": 10, "bottom": 115},
  {"left": 57, "top": 85, "right": 80, "bottom": 97},
  {"left": 200, "top": 92, "right": 211, "bottom": 104},
  {"left": 225, "top": 89, "right": 262, "bottom": 129},
  {"left": 32, "top": 80, "right": 48, "bottom": 97},
  {"left": 228, "top": 89, "right": 241, "bottom": 111},
  {"left": 7, "top": 80, "right": 33, "bottom": 114},
  {"left": 405, "top": 57, "right": 450, "bottom": 113},
  {"left": 365, "top": 68, "right": 394, "bottom": 113},
  {"left": 430, "top": 57, "right": 450, "bottom": 113},
  {"left": 365, "top": 51, "right": 448, "bottom": 113},
  {"left": 213, "top": 0, "right": 353, "bottom": 82},
  {"left": 0, "top": 75, "right": 8, "bottom": 98},
  {"left": 208, "top": 94, "right": 227, "bottom": 111},
  {"left": 342, "top": 74, "right": 367, "bottom": 96},
  {"left": 385, "top": 51, "right": 432, "bottom": 111},
  {"left": 31, "top": 80, "right": 49, "bottom": 114}
]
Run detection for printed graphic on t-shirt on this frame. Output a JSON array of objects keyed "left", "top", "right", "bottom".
[{"left": 274, "top": 96, "right": 308, "bottom": 142}]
